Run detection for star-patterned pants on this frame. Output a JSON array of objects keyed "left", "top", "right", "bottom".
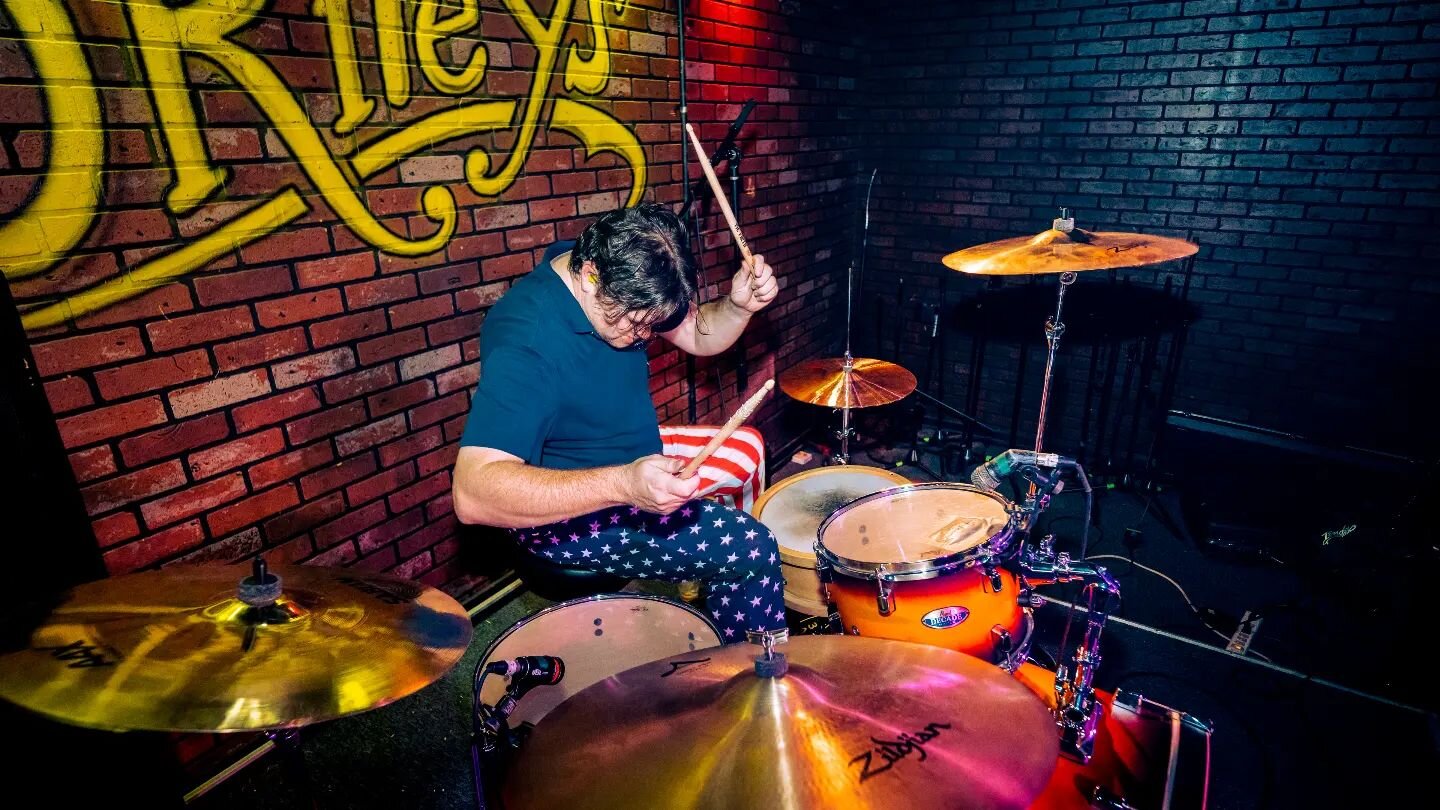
[{"left": 510, "top": 500, "right": 787, "bottom": 642}]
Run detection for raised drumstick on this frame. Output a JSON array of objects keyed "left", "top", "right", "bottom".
[
  {"left": 679, "top": 379, "right": 774, "bottom": 479},
  {"left": 683, "top": 122, "right": 753, "bottom": 263}
]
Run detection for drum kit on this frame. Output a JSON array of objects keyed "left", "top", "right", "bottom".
[
  {"left": 0, "top": 216, "right": 1211, "bottom": 808},
  {"left": 471, "top": 217, "right": 1210, "bottom": 808}
]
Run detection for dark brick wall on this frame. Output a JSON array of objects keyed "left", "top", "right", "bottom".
[
  {"left": 857, "top": 0, "right": 1440, "bottom": 460},
  {"left": 1, "top": 0, "right": 860, "bottom": 581}
]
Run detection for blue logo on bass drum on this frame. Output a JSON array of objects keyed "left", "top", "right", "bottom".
[{"left": 921, "top": 606, "right": 970, "bottom": 629}]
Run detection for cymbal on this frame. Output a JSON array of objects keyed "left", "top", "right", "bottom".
[
  {"left": 779, "top": 357, "right": 917, "bottom": 408},
  {"left": 503, "top": 635, "right": 1059, "bottom": 810},
  {"left": 0, "top": 563, "right": 472, "bottom": 732},
  {"left": 942, "top": 228, "right": 1198, "bottom": 275}
]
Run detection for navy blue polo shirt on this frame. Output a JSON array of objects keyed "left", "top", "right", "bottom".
[{"left": 459, "top": 241, "right": 661, "bottom": 469}]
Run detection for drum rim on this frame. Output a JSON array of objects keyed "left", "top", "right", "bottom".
[
  {"left": 814, "top": 481, "right": 1020, "bottom": 579},
  {"left": 477, "top": 592, "right": 723, "bottom": 669}
]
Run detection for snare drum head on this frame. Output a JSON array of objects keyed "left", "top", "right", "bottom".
[
  {"left": 753, "top": 466, "right": 910, "bottom": 563},
  {"left": 479, "top": 594, "right": 721, "bottom": 727},
  {"left": 819, "top": 483, "right": 1013, "bottom": 568}
]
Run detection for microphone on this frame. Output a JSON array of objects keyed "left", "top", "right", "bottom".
[
  {"left": 971, "top": 449, "right": 1077, "bottom": 491},
  {"left": 485, "top": 655, "right": 565, "bottom": 696},
  {"left": 711, "top": 99, "right": 758, "bottom": 162}
]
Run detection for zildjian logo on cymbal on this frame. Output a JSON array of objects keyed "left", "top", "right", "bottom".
[{"left": 848, "top": 722, "right": 953, "bottom": 782}]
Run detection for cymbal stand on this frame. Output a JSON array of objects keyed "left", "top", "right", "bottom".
[
  {"left": 1034, "top": 212, "right": 1080, "bottom": 454},
  {"left": 830, "top": 261, "right": 857, "bottom": 465}
]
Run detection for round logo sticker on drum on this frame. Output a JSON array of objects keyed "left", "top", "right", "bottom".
[{"left": 921, "top": 606, "right": 971, "bottom": 630}]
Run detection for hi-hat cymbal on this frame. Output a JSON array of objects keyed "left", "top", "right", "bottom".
[
  {"left": 779, "top": 358, "right": 917, "bottom": 408},
  {"left": 0, "top": 563, "right": 472, "bottom": 732},
  {"left": 943, "top": 228, "right": 1198, "bottom": 275},
  {"left": 504, "top": 635, "right": 1059, "bottom": 810}
]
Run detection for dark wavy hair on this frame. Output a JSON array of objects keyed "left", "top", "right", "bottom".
[{"left": 569, "top": 203, "right": 698, "bottom": 334}]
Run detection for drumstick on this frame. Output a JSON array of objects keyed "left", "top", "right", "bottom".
[
  {"left": 684, "top": 123, "right": 754, "bottom": 263},
  {"left": 679, "top": 379, "right": 774, "bottom": 479}
]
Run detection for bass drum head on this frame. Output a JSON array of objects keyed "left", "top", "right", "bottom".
[{"left": 478, "top": 594, "right": 721, "bottom": 728}]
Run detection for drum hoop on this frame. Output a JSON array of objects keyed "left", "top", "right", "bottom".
[
  {"left": 814, "top": 482, "right": 1020, "bottom": 579},
  {"left": 477, "top": 592, "right": 723, "bottom": 667}
]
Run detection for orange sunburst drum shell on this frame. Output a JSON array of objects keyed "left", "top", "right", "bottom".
[{"left": 817, "top": 483, "right": 1025, "bottom": 658}]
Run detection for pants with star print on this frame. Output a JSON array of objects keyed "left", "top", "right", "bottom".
[{"left": 510, "top": 499, "right": 787, "bottom": 642}]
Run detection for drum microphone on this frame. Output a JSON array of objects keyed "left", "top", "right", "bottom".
[
  {"left": 971, "top": 449, "right": 1077, "bottom": 491},
  {"left": 486, "top": 655, "right": 566, "bottom": 698}
]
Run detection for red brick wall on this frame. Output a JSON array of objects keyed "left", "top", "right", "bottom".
[{"left": 1, "top": 0, "right": 860, "bottom": 586}]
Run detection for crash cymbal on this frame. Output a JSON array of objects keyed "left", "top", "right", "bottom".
[
  {"left": 942, "top": 228, "right": 1198, "bottom": 276},
  {"left": 0, "top": 562, "right": 472, "bottom": 732},
  {"left": 504, "top": 635, "right": 1059, "bottom": 810},
  {"left": 779, "top": 357, "right": 917, "bottom": 408}
]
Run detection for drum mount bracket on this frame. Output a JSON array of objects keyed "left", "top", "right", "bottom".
[{"left": 1019, "top": 539, "right": 1121, "bottom": 763}]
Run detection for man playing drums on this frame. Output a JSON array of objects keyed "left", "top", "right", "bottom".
[{"left": 452, "top": 203, "right": 786, "bottom": 642}]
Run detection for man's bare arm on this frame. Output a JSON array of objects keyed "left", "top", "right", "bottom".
[{"left": 452, "top": 446, "right": 699, "bottom": 528}]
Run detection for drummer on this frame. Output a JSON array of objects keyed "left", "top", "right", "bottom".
[{"left": 452, "top": 203, "right": 787, "bottom": 643}]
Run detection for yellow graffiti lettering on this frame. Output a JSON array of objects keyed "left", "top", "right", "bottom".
[
  {"left": 20, "top": 190, "right": 309, "bottom": 330},
  {"left": 0, "top": 0, "right": 104, "bottom": 280},
  {"left": 375, "top": 0, "right": 414, "bottom": 109},
  {"left": 467, "top": 0, "right": 573, "bottom": 195},
  {"left": 564, "top": 0, "right": 612, "bottom": 95},
  {"left": 5, "top": 0, "right": 650, "bottom": 324},
  {"left": 550, "top": 99, "right": 647, "bottom": 207},
  {"left": 314, "top": 0, "right": 376, "bottom": 137},
  {"left": 416, "top": 0, "right": 489, "bottom": 96},
  {"left": 352, "top": 102, "right": 517, "bottom": 180},
  {"left": 125, "top": 0, "right": 457, "bottom": 256}
]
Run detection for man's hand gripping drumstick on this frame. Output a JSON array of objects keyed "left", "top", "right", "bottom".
[{"left": 683, "top": 124, "right": 778, "bottom": 313}]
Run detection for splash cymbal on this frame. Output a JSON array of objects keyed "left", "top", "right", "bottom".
[
  {"left": 503, "top": 635, "right": 1059, "bottom": 810},
  {"left": 942, "top": 228, "right": 1198, "bottom": 275},
  {"left": 0, "top": 563, "right": 473, "bottom": 732},
  {"left": 779, "top": 358, "right": 917, "bottom": 408}
]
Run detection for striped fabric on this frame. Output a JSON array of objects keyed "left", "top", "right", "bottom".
[{"left": 659, "top": 425, "right": 766, "bottom": 512}]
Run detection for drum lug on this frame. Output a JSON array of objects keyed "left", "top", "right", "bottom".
[
  {"left": 875, "top": 565, "right": 894, "bottom": 616},
  {"left": 990, "top": 625, "right": 1013, "bottom": 669},
  {"left": 1088, "top": 786, "right": 1136, "bottom": 810},
  {"left": 983, "top": 562, "right": 1003, "bottom": 593}
]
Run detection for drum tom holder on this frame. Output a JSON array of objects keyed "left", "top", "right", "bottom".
[{"left": 1019, "top": 535, "right": 1121, "bottom": 764}]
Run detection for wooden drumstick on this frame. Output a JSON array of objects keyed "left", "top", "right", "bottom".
[
  {"left": 683, "top": 122, "right": 754, "bottom": 263},
  {"left": 679, "top": 379, "right": 774, "bottom": 479}
]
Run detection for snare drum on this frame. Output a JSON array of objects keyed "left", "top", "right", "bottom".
[
  {"left": 816, "top": 482, "right": 1030, "bottom": 667},
  {"left": 751, "top": 466, "right": 911, "bottom": 617},
  {"left": 477, "top": 594, "right": 721, "bottom": 728}
]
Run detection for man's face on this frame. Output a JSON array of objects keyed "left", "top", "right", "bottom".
[{"left": 591, "top": 309, "right": 656, "bottom": 349}]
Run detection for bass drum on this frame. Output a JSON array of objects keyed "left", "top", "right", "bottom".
[
  {"left": 1018, "top": 663, "right": 1213, "bottom": 810},
  {"left": 478, "top": 594, "right": 721, "bottom": 728}
]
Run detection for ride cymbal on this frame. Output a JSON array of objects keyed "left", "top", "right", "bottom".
[
  {"left": 942, "top": 228, "right": 1198, "bottom": 276},
  {"left": 504, "top": 635, "right": 1059, "bottom": 810},
  {"left": 779, "top": 358, "right": 917, "bottom": 408},
  {"left": 0, "top": 563, "right": 472, "bottom": 732}
]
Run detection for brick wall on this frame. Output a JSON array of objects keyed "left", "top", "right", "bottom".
[
  {"left": 1, "top": 0, "right": 859, "bottom": 584},
  {"left": 857, "top": 0, "right": 1439, "bottom": 461}
]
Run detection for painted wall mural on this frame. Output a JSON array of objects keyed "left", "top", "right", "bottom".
[{"left": 1, "top": 0, "right": 647, "bottom": 329}]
